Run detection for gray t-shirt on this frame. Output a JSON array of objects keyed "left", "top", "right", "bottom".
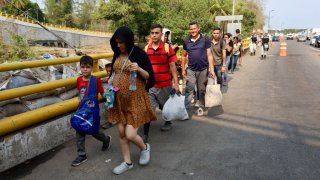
[{"left": 211, "top": 39, "right": 226, "bottom": 65}]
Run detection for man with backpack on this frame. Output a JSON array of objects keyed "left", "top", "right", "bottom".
[
  {"left": 250, "top": 32, "right": 258, "bottom": 56},
  {"left": 261, "top": 32, "right": 271, "bottom": 59},
  {"left": 211, "top": 27, "right": 226, "bottom": 86},
  {"left": 143, "top": 24, "right": 180, "bottom": 142},
  {"left": 182, "top": 21, "right": 215, "bottom": 111}
]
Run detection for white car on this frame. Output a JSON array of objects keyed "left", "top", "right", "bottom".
[
  {"left": 286, "top": 33, "right": 294, "bottom": 40},
  {"left": 310, "top": 35, "right": 319, "bottom": 45}
]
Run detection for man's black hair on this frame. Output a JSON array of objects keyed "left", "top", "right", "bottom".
[
  {"left": 236, "top": 29, "right": 240, "bottom": 33},
  {"left": 212, "top": 27, "right": 221, "bottom": 31},
  {"left": 233, "top": 36, "right": 239, "bottom": 41},
  {"left": 224, "top": 33, "right": 231, "bottom": 38},
  {"left": 189, "top": 21, "right": 199, "bottom": 27},
  {"left": 80, "top": 55, "right": 93, "bottom": 66},
  {"left": 150, "top": 24, "right": 163, "bottom": 32}
]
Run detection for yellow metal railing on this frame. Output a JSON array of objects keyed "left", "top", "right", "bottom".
[
  {"left": 0, "top": 12, "right": 113, "bottom": 36},
  {"left": 242, "top": 38, "right": 250, "bottom": 49},
  {"left": 0, "top": 53, "right": 113, "bottom": 136}
]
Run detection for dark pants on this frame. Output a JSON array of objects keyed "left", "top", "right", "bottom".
[
  {"left": 231, "top": 55, "right": 239, "bottom": 73},
  {"left": 214, "top": 64, "right": 222, "bottom": 85},
  {"left": 144, "top": 86, "right": 172, "bottom": 136},
  {"left": 76, "top": 130, "right": 108, "bottom": 156}
]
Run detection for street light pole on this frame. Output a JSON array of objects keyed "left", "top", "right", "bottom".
[
  {"left": 232, "top": 0, "right": 235, "bottom": 35},
  {"left": 268, "top": 10, "right": 275, "bottom": 33}
]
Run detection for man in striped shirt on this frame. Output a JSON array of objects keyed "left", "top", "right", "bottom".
[{"left": 143, "top": 24, "right": 180, "bottom": 142}]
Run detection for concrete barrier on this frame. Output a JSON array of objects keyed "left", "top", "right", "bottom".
[
  {"left": 0, "top": 16, "right": 111, "bottom": 47},
  {"left": 0, "top": 104, "right": 107, "bottom": 172}
]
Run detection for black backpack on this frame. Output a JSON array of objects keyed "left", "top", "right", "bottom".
[
  {"left": 262, "top": 35, "right": 269, "bottom": 44},
  {"left": 251, "top": 36, "right": 257, "bottom": 43}
]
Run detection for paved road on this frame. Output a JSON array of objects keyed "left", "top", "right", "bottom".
[{"left": 1, "top": 41, "right": 320, "bottom": 180}]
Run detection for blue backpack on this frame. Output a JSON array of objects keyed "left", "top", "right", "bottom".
[{"left": 70, "top": 76, "right": 100, "bottom": 135}]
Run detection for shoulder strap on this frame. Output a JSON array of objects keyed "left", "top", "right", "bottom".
[
  {"left": 220, "top": 38, "right": 224, "bottom": 51},
  {"left": 86, "top": 76, "right": 97, "bottom": 97},
  {"left": 202, "top": 34, "right": 206, "bottom": 49},
  {"left": 144, "top": 44, "right": 149, "bottom": 52},
  {"left": 113, "top": 47, "right": 134, "bottom": 86}
]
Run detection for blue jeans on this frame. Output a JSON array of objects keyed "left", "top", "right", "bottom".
[
  {"left": 214, "top": 65, "right": 222, "bottom": 85},
  {"left": 231, "top": 55, "right": 239, "bottom": 73},
  {"left": 224, "top": 55, "right": 231, "bottom": 81}
]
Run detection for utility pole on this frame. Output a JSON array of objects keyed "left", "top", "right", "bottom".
[
  {"left": 232, "top": 0, "right": 235, "bottom": 35},
  {"left": 268, "top": 10, "right": 275, "bottom": 33}
]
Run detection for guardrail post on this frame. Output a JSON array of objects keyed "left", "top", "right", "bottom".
[{"left": 93, "top": 59, "right": 99, "bottom": 72}]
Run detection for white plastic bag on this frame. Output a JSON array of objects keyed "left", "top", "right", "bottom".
[
  {"left": 205, "top": 78, "right": 222, "bottom": 107},
  {"left": 162, "top": 94, "right": 189, "bottom": 121}
]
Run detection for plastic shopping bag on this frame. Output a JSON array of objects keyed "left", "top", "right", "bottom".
[
  {"left": 205, "top": 78, "right": 222, "bottom": 107},
  {"left": 162, "top": 94, "right": 189, "bottom": 121}
]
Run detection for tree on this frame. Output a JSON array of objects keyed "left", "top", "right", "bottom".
[
  {"left": 0, "top": 0, "right": 45, "bottom": 22},
  {"left": 95, "top": 0, "right": 156, "bottom": 40},
  {"left": 44, "top": 0, "right": 74, "bottom": 26}
]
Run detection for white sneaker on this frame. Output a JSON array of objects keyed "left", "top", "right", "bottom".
[
  {"left": 113, "top": 162, "right": 133, "bottom": 175},
  {"left": 139, "top": 143, "right": 150, "bottom": 165}
]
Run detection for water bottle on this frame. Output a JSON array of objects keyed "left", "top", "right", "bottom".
[{"left": 129, "top": 70, "right": 137, "bottom": 91}]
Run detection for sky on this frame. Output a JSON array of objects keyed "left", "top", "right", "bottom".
[{"left": 264, "top": 0, "right": 320, "bottom": 29}]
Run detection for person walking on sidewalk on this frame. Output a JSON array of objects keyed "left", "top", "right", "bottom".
[
  {"left": 71, "top": 56, "right": 112, "bottom": 167},
  {"left": 236, "top": 29, "right": 244, "bottom": 67},
  {"left": 224, "top": 33, "right": 233, "bottom": 84},
  {"left": 261, "top": 32, "right": 271, "bottom": 59},
  {"left": 143, "top": 24, "right": 180, "bottom": 141},
  {"left": 107, "top": 26, "right": 156, "bottom": 175},
  {"left": 231, "top": 36, "right": 241, "bottom": 74},
  {"left": 210, "top": 27, "right": 226, "bottom": 86},
  {"left": 181, "top": 21, "right": 215, "bottom": 111}
]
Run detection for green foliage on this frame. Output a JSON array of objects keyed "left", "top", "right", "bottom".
[
  {"left": 0, "top": 31, "right": 35, "bottom": 63},
  {"left": 45, "top": 0, "right": 74, "bottom": 26},
  {"left": 0, "top": 0, "right": 46, "bottom": 22},
  {"left": 95, "top": 0, "right": 156, "bottom": 40}
]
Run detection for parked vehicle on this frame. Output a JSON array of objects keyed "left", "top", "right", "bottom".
[
  {"left": 297, "top": 34, "right": 307, "bottom": 42},
  {"left": 286, "top": 33, "right": 294, "bottom": 40},
  {"left": 315, "top": 36, "right": 320, "bottom": 48},
  {"left": 310, "top": 35, "right": 319, "bottom": 46},
  {"left": 272, "top": 35, "right": 280, "bottom": 42}
]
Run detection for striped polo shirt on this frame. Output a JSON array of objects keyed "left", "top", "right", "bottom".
[{"left": 146, "top": 41, "right": 177, "bottom": 88}]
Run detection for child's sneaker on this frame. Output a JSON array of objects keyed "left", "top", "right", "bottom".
[
  {"left": 113, "top": 162, "right": 133, "bottom": 175},
  {"left": 102, "top": 135, "right": 112, "bottom": 151},
  {"left": 71, "top": 155, "right": 87, "bottom": 167},
  {"left": 139, "top": 143, "right": 151, "bottom": 165}
]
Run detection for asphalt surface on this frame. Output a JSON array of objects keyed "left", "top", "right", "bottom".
[{"left": 1, "top": 40, "right": 320, "bottom": 180}]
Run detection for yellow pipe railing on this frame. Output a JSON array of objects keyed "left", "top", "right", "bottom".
[
  {"left": 242, "top": 38, "right": 250, "bottom": 49},
  {"left": 0, "top": 71, "right": 107, "bottom": 101},
  {"left": 0, "top": 98, "right": 79, "bottom": 136},
  {"left": 0, "top": 53, "right": 113, "bottom": 136},
  {"left": 0, "top": 53, "right": 113, "bottom": 72}
]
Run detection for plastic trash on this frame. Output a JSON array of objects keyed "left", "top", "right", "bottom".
[{"left": 162, "top": 94, "right": 189, "bottom": 121}]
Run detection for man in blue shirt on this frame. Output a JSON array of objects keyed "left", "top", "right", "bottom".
[{"left": 182, "top": 21, "right": 215, "bottom": 111}]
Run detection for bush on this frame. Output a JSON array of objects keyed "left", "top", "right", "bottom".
[{"left": 0, "top": 32, "right": 35, "bottom": 64}]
